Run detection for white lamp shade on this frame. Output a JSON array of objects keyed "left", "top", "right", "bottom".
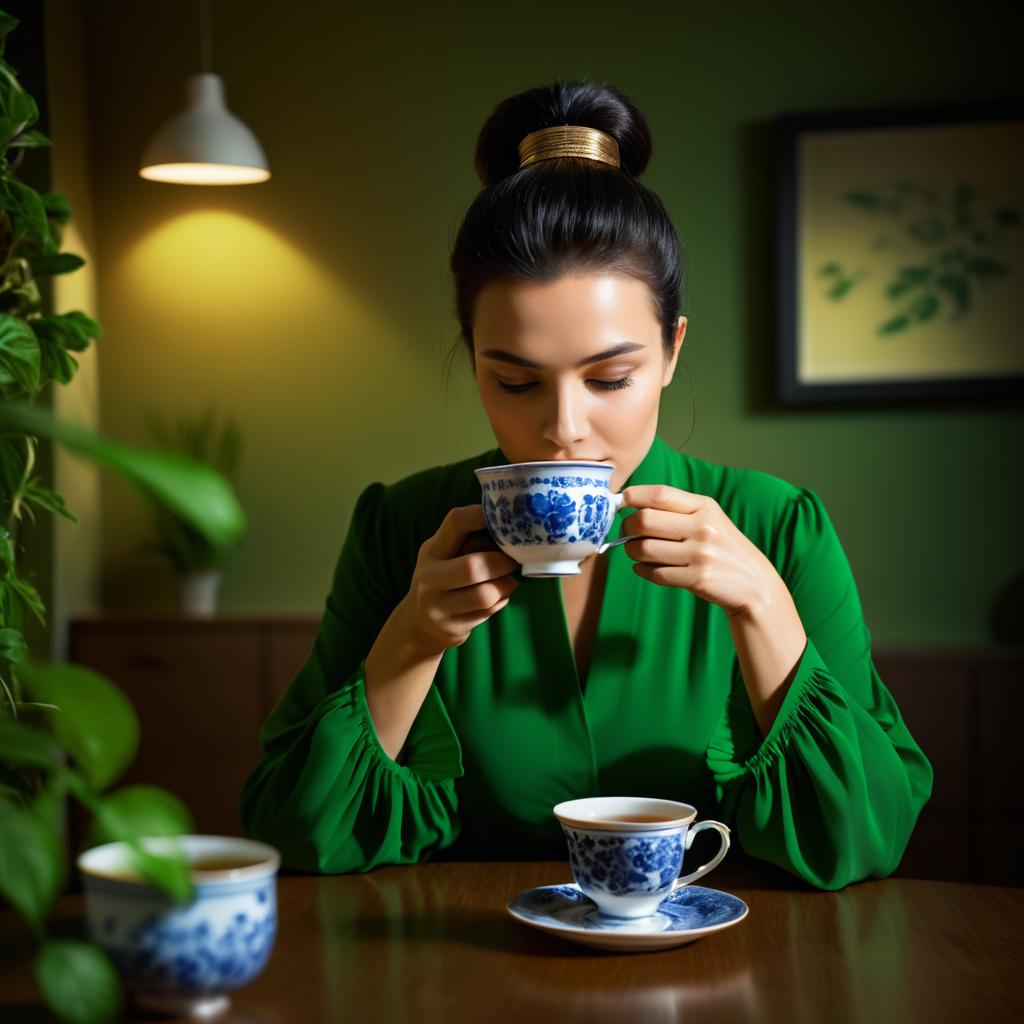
[{"left": 139, "top": 73, "right": 270, "bottom": 185}]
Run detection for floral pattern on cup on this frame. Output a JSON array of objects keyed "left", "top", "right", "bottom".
[
  {"left": 95, "top": 884, "right": 277, "bottom": 995},
  {"left": 484, "top": 490, "right": 612, "bottom": 546},
  {"left": 563, "top": 827, "right": 684, "bottom": 897}
]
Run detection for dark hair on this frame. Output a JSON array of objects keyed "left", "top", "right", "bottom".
[{"left": 448, "top": 79, "right": 685, "bottom": 364}]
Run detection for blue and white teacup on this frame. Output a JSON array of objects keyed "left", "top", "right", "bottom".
[
  {"left": 474, "top": 460, "right": 640, "bottom": 578},
  {"left": 553, "top": 797, "right": 731, "bottom": 920},
  {"left": 77, "top": 834, "right": 280, "bottom": 1019}
]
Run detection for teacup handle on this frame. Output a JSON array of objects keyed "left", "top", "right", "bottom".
[
  {"left": 669, "top": 820, "right": 731, "bottom": 892},
  {"left": 597, "top": 492, "right": 655, "bottom": 555}
]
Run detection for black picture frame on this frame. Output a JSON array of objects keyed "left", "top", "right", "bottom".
[{"left": 775, "top": 102, "right": 1024, "bottom": 405}]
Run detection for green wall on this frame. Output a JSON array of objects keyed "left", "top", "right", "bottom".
[{"left": 74, "top": 1, "right": 1022, "bottom": 647}]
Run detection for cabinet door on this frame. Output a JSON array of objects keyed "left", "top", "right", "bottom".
[
  {"left": 70, "top": 624, "right": 262, "bottom": 839},
  {"left": 875, "top": 652, "right": 973, "bottom": 882},
  {"left": 263, "top": 622, "right": 319, "bottom": 712}
]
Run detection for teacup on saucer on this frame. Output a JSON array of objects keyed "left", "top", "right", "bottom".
[{"left": 553, "top": 796, "right": 731, "bottom": 920}]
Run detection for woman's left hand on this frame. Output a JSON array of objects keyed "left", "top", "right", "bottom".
[{"left": 619, "top": 485, "right": 783, "bottom": 618}]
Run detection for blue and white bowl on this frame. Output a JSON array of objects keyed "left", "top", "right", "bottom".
[
  {"left": 77, "top": 834, "right": 280, "bottom": 1019},
  {"left": 474, "top": 460, "right": 626, "bottom": 577},
  {"left": 553, "top": 797, "right": 731, "bottom": 920}
]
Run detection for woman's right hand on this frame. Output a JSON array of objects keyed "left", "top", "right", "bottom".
[{"left": 399, "top": 504, "right": 520, "bottom": 656}]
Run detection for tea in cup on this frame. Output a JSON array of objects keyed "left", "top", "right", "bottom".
[
  {"left": 77, "top": 834, "right": 280, "bottom": 1018},
  {"left": 553, "top": 796, "right": 731, "bottom": 920},
  {"left": 474, "top": 460, "right": 638, "bottom": 577}
]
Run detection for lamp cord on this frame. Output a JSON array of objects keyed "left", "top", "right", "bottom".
[{"left": 199, "top": 0, "right": 212, "bottom": 73}]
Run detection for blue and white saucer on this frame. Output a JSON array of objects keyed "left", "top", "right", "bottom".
[{"left": 507, "top": 883, "right": 749, "bottom": 951}]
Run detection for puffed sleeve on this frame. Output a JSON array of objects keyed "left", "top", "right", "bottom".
[
  {"left": 239, "top": 481, "right": 463, "bottom": 873},
  {"left": 705, "top": 486, "right": 934, "bottom": 890}
]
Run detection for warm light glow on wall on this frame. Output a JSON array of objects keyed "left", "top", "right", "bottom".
[{"left": 116, "top": 209, "right": 389, "bottom": 342}]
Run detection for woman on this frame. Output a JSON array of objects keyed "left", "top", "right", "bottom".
[{"left": 240, "top": 80, "right": 933, "bottom": 891}]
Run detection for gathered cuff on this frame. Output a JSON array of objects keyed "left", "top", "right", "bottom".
[
  {"left": 349, "top": 659, "right": 464, "bottom": 781},
  {"left": 706, "top": 637, "right": 848, "bottom": 784}
]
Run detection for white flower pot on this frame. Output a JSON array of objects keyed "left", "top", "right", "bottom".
[{"left": 180, "top": 569, "right": 224, "bottom": 617}]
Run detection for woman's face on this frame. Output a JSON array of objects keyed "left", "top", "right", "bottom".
[{"left": 472, "top": 272, "right": 686, "bottom": 492}]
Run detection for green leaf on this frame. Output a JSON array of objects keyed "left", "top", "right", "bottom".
[
  {"left": 84, "top": 784, "right": 194, "bottom": 849},
  {"left": 0, "top": 313, "right": 41, "bottom": 394},
  {"left": 0, "top": 402, "right": 246, "bottom": 550},
  {"left": 0, "top": 436, "right": 24, "bottom": 497},
  {"left": 842, "top": 190, "right": 884, "bottom": 210},
  {"left": 33, "top": 310, "right": 102, "bottom": 352},
  {"left": 28, "top": 252, "right": 85, "bottom": 276},
  {"left": 40, "top": 190, "right": 72, "bottom": 226},
  {"left": 877, "top": 313, "right": 911, "bottom": 335},
  {"left": 0, "top": 61, "right": 36, "bottom": 143},
  {"left": 7, "top": 570, "right": 45, "bottom": 625},
  {"left": 7, "top": 127, "right": 51, "bottom": 149},
  {"left": 0, "top": 794, "right": 64, "bottom": 930},
  {"left": 965, "top": 256, "right": 1008, "bottom": 279},
  {"left": 935, "top": 274, "right": 971, "bottom": 318},
  {"left": 885, "top": 265, "right": 932, "bottom": 299},
  {"left": 0, "top": 12, "right": 19, "bottom": 50},
  {"left": 825, "top": 278, "right": 857, "bottom": 300},
  {"left": 16, "top": 661, "right": 138, "bottom": 791},
  {"left": 23, "top": 478, "right": 78, "bottom": 522},
  {"left": 0, "top": 625, "right": 28, "bottom": 663},
  {"left": 0, "top": 714, "right": 61, "bottom": 769},
  {"left": 2, "top": 179, "right": 54, "bottom": 252},
  {"left": 34, "top": 940, "right": 123, "bottom": 1024},
  {"left": 0, "top": 525, "right": 14, "bottom": 566},
  {"left": 127, "top": 840, "right": 193, "bottom": 903},
  {"left": 39, "top": 343, "right": 80, "bottom": 387},
  {"left": 65, "top": 770, "right": 193, "bottom": 904},
  {"left": 908, "top": 293, "right": 940, "bottom": 322}
]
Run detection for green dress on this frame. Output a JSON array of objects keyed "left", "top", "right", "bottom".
[{"left": 239, "top": 434, "right": 933, "bottom": 890}]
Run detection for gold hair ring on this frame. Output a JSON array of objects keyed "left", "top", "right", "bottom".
[{"left": 517, "top": 125, "right": 621, "bottom": 170}]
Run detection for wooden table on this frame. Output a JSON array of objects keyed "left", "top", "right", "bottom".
[{"left": 2, "top": 858, "right": 1022, "bottom": 1023}]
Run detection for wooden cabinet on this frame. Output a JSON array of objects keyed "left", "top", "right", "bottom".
[
  {"left": 68, "top": 615, "right": 318, "bottom": 842},
  {"left": 68, "top": 616, "right": 1023, "bottom": 885},
  {"left": 874, "top": 649, "right": 1023, "bottom": 886}
]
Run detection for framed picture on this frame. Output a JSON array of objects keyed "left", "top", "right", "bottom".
[{"left": 775, "top": 103, "right": 1024, "bottom": 404}]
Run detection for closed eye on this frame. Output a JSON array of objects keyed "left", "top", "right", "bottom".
[{"left": 496, "top": 377, "right": 634, "bottom": 394}]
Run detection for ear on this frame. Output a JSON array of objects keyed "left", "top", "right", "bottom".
[{"left": 662, "top": 316, "right": 687, "bottom": 387}]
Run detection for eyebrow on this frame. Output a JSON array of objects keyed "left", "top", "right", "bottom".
[{"left": 479, "top": 341, "right": 646, "bottom": 369}]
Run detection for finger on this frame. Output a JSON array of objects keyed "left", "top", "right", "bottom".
[
  {"left": 632, "top": 562, "right": 690, "bottom": 588},
  {"left": 621, "top": 484, "right": 706, "bottom": 515},
  {"left": 621, "top": 507, "right": 690, "bottom": 542},
  {"left": 443, "top": 573, "right": 520, "bottom": 616},
  {"left": 424, "top": 505, "right": 486, "bottom": 560},
  {"left": 448, "top": 593, "right": 512, "bottom": 628},
  {"left": 453, "top": 528, "right": 500, "bottom": 557},
  {"left": 622, "top": 537, "right": 691, "bottom": 565},
  {"left": 440, "top": 548, "right": 521, "bottom": 589}
]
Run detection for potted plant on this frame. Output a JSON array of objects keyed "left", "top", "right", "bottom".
[
  {"left": 144, "top": 406, "right": 244, "bottom": 616},
  {"left": 0, "top": 11, "right": 247, "bottom": 1021}
]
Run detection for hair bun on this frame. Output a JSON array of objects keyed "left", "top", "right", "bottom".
[{"left": 473, "top": 79, "right": 653, "bottom": 187}]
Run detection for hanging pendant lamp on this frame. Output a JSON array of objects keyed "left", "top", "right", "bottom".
[{"left": 139, "top": 0, "right": 270, "bottom": 185}]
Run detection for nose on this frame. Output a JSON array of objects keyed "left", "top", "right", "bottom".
[{"left": 540, "top": 379, "right": 590, "bottom": 452}]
